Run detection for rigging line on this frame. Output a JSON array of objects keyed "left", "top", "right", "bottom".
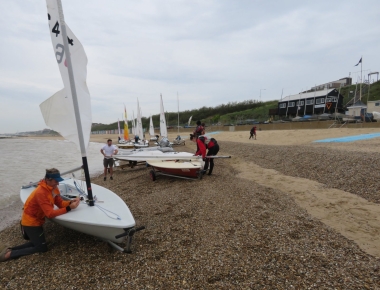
[
  {"left": 73, "top": 180, "right": 121, "bottom": 220},
  {"left": 95, "top": 204, "right": 121, "bottom": 220}
]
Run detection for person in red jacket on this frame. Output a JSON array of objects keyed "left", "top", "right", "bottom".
[
  {"left": 204, "top": 138, "right": 219, "bottom": 175},
  {"left": 191, "top": 135, "right": 206, "bottom": 158},
  {"left": 0, "top": 168, "right": 80, "bottom": 262}
]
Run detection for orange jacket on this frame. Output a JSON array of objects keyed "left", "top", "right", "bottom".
[{"left": 21, "top": 180, "right": 71, "bottom": 227}]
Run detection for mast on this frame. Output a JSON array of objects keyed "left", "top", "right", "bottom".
[
  {"left": 312, "top": 84, "right": 316, "bottom": 115},
  {"left": 177, "top": 92, "right": 179, "bottom": 134},
  {"left": 57, "top": 0, "right": 94, "bottom": 206},
  {"left": 360, "top": 56, "right": 363, "bottom": 101}
]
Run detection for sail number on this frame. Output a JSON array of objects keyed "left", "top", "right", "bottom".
[{"left": 47, "top": 14, "right": 74, "bottom": 64}]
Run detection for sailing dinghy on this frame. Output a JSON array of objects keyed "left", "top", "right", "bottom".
[
  {"left": 21, "top": 0, "right": 143, "bottom": 253},
  {"left": 149, "top": 115, "right": 158, "bottom": 141}
]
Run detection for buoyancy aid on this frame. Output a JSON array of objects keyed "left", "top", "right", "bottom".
[{"left": 21, "top": 180, "right": 71, "bottom": 227}]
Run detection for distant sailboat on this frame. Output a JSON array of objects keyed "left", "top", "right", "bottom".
[
  {"left": 160, "top": 94, "right": 168, "bottom": 138},
  {"left": 149, "top": 115, "right": 157, "bottom": 141},
  {"left": 188, "top": 116, "right": 193, "bottom": 127},
  {"left": 123, "top": 104, "right": 129, "bottom": 141}
]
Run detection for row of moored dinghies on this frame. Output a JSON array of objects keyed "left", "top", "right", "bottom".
[{"left": 116, "top": 94, "right": 170, "bottom": 149}]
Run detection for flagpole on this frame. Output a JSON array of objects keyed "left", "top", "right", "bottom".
[
  {"left": 360, "top": 56, "right": 363, "bottom": 101},
  {"left": 56, "top": 0, "right": 94, "bottom": 206}
]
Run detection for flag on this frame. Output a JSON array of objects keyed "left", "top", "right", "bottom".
[{"left": 355, "top": 57, "right": 362, "bottom": 66}]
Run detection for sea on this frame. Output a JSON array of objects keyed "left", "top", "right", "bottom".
[{"left": 0, "top": 138, "right": 105, "bottom": 231}]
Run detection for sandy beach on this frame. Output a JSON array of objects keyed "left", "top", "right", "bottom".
[{"left": 1, "top": 128, "right": 380, "bottom": 288}]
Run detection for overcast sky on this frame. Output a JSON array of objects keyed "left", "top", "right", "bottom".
[{"left": 1, "top": 0, "right": 379, "bottom": 133}]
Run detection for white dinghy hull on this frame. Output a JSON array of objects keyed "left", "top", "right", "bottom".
[{"left": 20, "top": 179, "right": 135, "bottom": 244}]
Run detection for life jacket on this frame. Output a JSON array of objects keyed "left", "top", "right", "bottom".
[
  {"left": 195, "top": 125, "right": 203, "bottom": 136},
  {"left": 207, "top": 138, "right": 219, "bottom": 155},
  {"left": 21, "top": 180, "right": 70, "bottom": 227}
]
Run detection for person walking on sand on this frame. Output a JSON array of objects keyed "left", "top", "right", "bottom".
[
  {"left": 0, "top": 168, "right": 80, "bottom": 262},
  {"left": 249, "top": 126, "right": 257, "bottom": 140},
  {"left": 101, "top": 139, "right": 118, "bottom": 181}
]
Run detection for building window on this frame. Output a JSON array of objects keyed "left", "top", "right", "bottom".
[
  {"left": 375, "top": 103, "right": 380, "bottom": 106},
  {"left": 279, "top": 103, "right": 286, "bottom": 108},
  {"left": 306, "top": 99, "right": 314, "bottom": 105},
  {"left": 326, "top": 97, "right": 332, "bottom": 102},
  {"left": 288, "top": 102, "right": 295, "bottom": 107},
  {"left": 316, "top": 98, "right": 325, "bottom": 104},
  {"left": 296, "top": 101, "right": 304, "bottom": 106}
]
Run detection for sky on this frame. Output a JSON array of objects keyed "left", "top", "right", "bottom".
[{"left": 1, "top": 0, "right": 379, "bottom": 133}]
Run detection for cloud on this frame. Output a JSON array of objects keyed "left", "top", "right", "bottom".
[{"left": 1, "top": 0, "right": 380, "bottom": 133}]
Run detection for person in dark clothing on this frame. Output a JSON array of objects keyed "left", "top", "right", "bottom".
[
  {"left": 249, "top": 126, "right": 257, "bottom": 140},
  {"left": 204, "top": 138, "right": 219, "bottom": 175},
  {"left": 193, "top": 121, "right": 204, "bottom": 139}
]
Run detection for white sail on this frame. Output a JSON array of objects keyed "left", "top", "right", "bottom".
[
  {"left": 41, "top": 0, "right": 92, "bottom": 152},
  {"left": 136, "top": 99, "right": 144, "bottom": 137},
  {"left": 160, "top": 94, "right": 168, "bottom": 137},
  {"left": 132, "top": 111, "right": 136, "bottom": 135},
  {"left": 149, "top": 115, "right": 155, "bottom": 136},
  {"left": 188, "top": 116, "right": 192, "bottom": 126}
]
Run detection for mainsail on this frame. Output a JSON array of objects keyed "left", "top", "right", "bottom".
[
  {"left": 117, "top": 118, "right": 121, "bottom": 139},
  {"left": 149, "top": 115, "right": 155, "bottom": 136},
  {"left": 42, "top": 0, "right": 94, "bottom": 205},
  {"left": 188, "top": 116, "right": 192, "bottom": 127},
  {"left": 132, "top": 111, "right": 136, "bottom": 136},
  {"left": 136, "top": 99, "right": 144, "bottom": 137},
  {"left": 160, "top": 94, "right": 168, "bottom": 137},
  {"left": 40, "top": 0, "right": 92, "bottom": 153},
  {"left": 124, "top": 105, "right": 129, "bottom": 140}
]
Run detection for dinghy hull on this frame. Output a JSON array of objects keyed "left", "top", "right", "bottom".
[{"left": 20, "top": 179, "right": 135, "bottom": 243}]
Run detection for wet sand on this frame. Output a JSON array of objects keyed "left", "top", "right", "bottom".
[{"left": 2, "top": 128, "right": 380, "bottom": 288}]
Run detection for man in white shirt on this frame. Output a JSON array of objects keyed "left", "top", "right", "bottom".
[{"left": 100, "top": 139, "right": 118, "bottom": 181}]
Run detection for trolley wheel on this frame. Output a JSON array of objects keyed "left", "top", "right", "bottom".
[
  {"left": 197, "top": 171, "right": 203, "bottom": 180},
  {"left": 149, "top": 170, "right": 156, "bottom": 181}
]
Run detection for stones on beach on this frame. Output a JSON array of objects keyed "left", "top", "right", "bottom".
[{"left": 0, "top": 142, "right": 379, "bottom": 288}]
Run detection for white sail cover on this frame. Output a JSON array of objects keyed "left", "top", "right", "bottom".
[
  {"left": 40, "top": 0, "right": 92, "bottom": 152},
  {"left": 188, "top": 116, "right": 192, "bottom": 126},
  {"left": 160, "top": 95, "right": 168, "bottom": 137},
  {"left": 149, "top": 115, "right": 155, "bottom": 136},
  {"left": 373, "top": 111, "right": 380, "bottom": 120}
]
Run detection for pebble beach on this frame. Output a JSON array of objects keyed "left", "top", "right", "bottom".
[{"left": 1, "top": 129, "right": 380, "bottom": 289}]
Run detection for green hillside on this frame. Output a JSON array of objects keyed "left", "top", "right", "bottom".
[
  {"left": 339, "top": 79, "right": 380, "bottom": 106},
  {"left": 91, "top": 80, "right": 380, "bottom": 131},
  {"left": 92, "top": 99, "right": 272, "bottom": 131}
]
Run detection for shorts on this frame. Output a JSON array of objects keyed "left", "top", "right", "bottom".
[{"left": 103, "top": 158, "right": 114, "bottom": 168}]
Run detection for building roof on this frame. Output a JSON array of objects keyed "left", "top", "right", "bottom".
[
  {"left": 280, "top": 89, "right": 336, "bottom": 102},
  {"left": 347, "top": 100, "right": 367, "bottom": 108}
]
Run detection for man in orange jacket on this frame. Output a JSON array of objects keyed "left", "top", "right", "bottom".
[{"left": 0, "top": 168, "right": 80, "bottom": 262}]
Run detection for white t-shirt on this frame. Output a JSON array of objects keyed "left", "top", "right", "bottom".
[{"left": 102, "top": 144, "right": 117, "bottom": 159}]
